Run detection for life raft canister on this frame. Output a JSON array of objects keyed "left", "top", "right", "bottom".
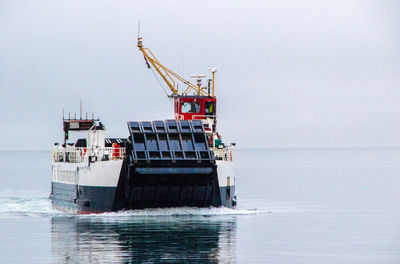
[
  {"left": 80, "top": 148, "right": 87, "bottom": 158},
  {"left": 112, "top": 143, "right": 120, "bottom": 159}
]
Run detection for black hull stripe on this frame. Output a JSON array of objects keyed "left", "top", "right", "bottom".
[{"left": 50, "top": 182, "right": 235, "bottom": 213}]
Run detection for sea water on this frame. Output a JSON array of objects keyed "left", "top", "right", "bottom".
[{"left": 0, "top": 148, "right": 400, "bottom": 263}]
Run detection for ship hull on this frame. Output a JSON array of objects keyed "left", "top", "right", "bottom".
[
  {"left": 50, "top": 160, "right": 235, "bottom": 214},
  {"left": 50, "top": 182, "right": 117, "bottom": 213},
  {"left": 50, "top": 183, "right": 235, "bottom": 213}
]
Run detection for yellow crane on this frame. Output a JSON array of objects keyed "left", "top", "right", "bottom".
[{"left": 137, "top": 37, "right": 216, "bottom": 98}]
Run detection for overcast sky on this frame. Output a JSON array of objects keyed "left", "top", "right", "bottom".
[{"left": 0, "top": 0, "right": 399, "bottom": 150}]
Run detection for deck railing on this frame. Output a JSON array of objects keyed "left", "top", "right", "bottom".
[
  {"left": 176, "top": 115, "right": 217, "bottom": 121},
  {"left": 213, "top": 147, "right": 234, "bottom": 162},
  {"left": 53, "top": 145, "right": 232, "bottom": 163},
  {"left": 53, "top": 147, "right": 126, "bottom": 163}
]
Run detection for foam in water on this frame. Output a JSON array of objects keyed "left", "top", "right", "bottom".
[
  {"left": 0, "top": 194, "right": 269, "bottom": 218},
  {"left": 0, "top": 197, "right": 57, "bottom": 217},
  {"left": 89, "top": 206, "right": 268, "bottom": 218}
]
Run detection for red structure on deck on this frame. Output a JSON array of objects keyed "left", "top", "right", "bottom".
[{"left": 174, "top": 96, "right": 216, "bottom": 120}]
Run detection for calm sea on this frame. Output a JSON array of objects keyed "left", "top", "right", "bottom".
[{"left": 0, "top": 148, "right": 400, "bottom": 263}]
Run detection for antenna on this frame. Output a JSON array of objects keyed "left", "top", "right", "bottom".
[
  {"left": 209, "top": 67, "right": 217, "bottom": 73},
  {"left": 190, "top": 74, "right": 206, "bottom": 85},
  {"left": 209, "top": 67, "right": 218, "bottom": 97},
  {"left": 137, "top": 20, "right": 141, "bottom": 39},
  {"left": 191, "top": 74, "right": 206, "bottom": 95},
  {"left": 80, "top": 100, "right": 82, "bottom": 120}
]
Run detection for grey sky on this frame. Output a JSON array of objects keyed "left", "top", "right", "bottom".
[{"left": 0, "top": 0, "right": 399, "bottom": 150}]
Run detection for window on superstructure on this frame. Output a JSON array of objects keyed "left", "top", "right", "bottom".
[
  {"left": 205, "top": 102, "right": 215, "bottom": 115},
  {"left": 181, "top": 102, "right": 200, "bottom": 113}
]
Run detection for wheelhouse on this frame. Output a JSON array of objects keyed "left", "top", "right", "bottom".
[{"left": 174, "top": 96, "right": 216, "bottom": 121}]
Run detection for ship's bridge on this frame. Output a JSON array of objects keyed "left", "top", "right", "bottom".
[{"left": 174, "top": 96, "right": 217, "bottom": 132}]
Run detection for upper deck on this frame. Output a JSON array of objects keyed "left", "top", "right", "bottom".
[{"left": 53, "top": 146, "right": 126, "bottom": 163}]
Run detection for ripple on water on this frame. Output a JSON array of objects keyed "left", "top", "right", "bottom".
[{"left": 0, "top": 195, "right": 269, "bottom": 219}]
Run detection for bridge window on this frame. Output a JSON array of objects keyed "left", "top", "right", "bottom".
[
  {"left": 205, "top": 102, "right": 215, "bottom": 115},
  {"left": 181, "top": 102, "right": 200, "bottom": 113}
]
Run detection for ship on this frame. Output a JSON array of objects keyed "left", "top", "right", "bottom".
[{"left": 50, "top": 37, "right": 236, "bottom": 213}]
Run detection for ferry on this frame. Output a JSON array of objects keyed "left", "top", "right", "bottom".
[{"left": 50, "top": 37, "right": 236, "bottom": 213}]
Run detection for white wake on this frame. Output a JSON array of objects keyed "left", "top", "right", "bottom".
[{"left": 0, "top": 193, "right": 269, "bottom": 218}]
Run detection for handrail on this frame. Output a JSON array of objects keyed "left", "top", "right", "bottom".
[
  {"left": 53, "top": 145, "right": 233, "bottom": 163},
  {"left": 177, "top": 115, "right": 216, "bottom": 120},
  {"left": 213, "top": 147, "right": 234, "bottom": 162},
  {"left": 53, "top": 146, "right": 126, "bottom": 163},
  {"left": 191, "top": 115, "right": 216, "bottom": 120}
]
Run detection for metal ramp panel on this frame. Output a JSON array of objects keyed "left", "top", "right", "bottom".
[{"left": 127, "top": 120, "right": 214, "bottom": 164}]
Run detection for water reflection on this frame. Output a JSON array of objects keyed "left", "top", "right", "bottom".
[{"left": 51, "top": 215, "right": 236, "bottom": 263}]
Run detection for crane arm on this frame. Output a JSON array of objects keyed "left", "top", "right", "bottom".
[
  {"left": 137, "top": 37, "right": 213, "bottom": 97},
  {"left": 139, "top": 46, "right": 179, "bottom": 95}
]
